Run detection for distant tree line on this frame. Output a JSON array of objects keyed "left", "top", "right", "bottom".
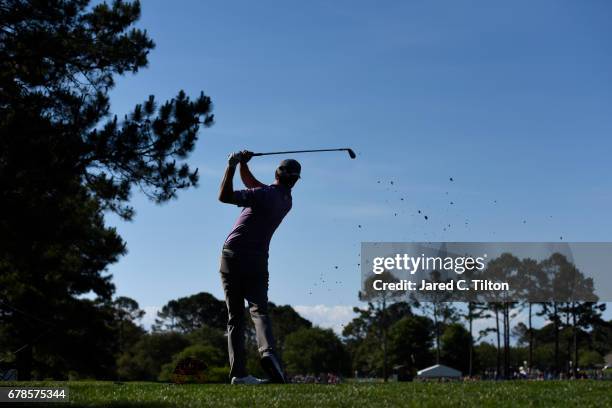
[
  {"left": 99, "top": 292, "right": 349, "bottom": 382},
  {"left": 354, "top": 253, "right": 611, "bottom": 381},
  {"left": 3, "top": 287, "right": 610, "bottom": 382}
]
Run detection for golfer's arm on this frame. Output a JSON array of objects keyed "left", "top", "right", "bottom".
[
  {"left": 218, "top": 165, "right": 237, "bottom": 204},
  {"left": 240, "top": 163, "right": 266, "bottom": 188}
]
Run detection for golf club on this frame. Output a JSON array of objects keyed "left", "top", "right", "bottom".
[{"left": 252, "top": 148, "right": 356, "bottom": 159}]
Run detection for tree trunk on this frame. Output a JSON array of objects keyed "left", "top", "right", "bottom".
[
  {"left": 468, "top": 309, "right": 474, "bottom": 377},
  {"left": 553, "top": 302, "right": 559, "bottom": 377},
  {"left": 528, "top": 303, "right": 533, "bottom": 374},
  {"left": 117, "top": 320, "right": 123, "bottom": 382},
  {"left": 572, "top": 303, "right": 578, "bottom": 378},
  {"left": 565, "top": 308, "right": 571, "bottom": 377},
  {"left": 16, "top": 343, "right": 33, "bottom": 381},
  {"left": 434, "top": 303, "right": 440, "bottom": 365},
  {"left": 503, "top": 303, "right": 510, "bottom": 379},
  {"left": 382, "top": 298, "right": 388, "bottom": 382},
  {"left": 495, "top": 306, "right": 501, "bottom": 379},
  {"left": 383, "top": 328, "right": 388, "bottom": 382}
]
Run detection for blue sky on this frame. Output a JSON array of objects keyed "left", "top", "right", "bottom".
[{"left": 105, "top": 1, "right": 612, "bottom": 331}]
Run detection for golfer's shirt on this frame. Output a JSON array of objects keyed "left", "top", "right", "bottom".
[{"left": 224, "top": 184, "right": 292, "bottom": 254}]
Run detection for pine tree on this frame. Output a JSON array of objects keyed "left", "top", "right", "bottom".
[{"left": 0, "top": 0, "right": 213, "bottom": 379}]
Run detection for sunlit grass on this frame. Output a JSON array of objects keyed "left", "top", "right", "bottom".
[{"left": 3, "top": 380, "right": 611, "bottom": 407}]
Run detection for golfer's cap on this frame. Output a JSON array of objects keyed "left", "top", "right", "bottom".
[{"left": 278, "top": 159, "right": 301, "bottom": 176}]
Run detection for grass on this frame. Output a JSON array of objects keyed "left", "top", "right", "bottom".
[{"left": 2, "top": 380, "right": 611, "bottom": 407}]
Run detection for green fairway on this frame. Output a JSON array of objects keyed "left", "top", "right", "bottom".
[{"left": 3, "top": 381, "right": 611, "bottom": 407}]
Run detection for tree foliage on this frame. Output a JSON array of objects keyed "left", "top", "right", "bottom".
[
  {"left": 388, "top": 315, "right": 434, "bottom": 373},
  {"left": 343, "top": 301, "right": 414, "bottom": 377},
  {"left": 440, "top": 323, "right": 472, "bottom": 375},
  {"left": 0, "top": 0, "right": 213, "bottom": 379},
  {"left": 154, "top": 292, "right": 227, "bottom": 333},
  {"left": 284, "top": 327, "right": 350, "bottom": 376}
]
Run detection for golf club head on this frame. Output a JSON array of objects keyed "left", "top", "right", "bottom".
[{"left": 346, "top": 148, "right": 356, "bottom": 159}]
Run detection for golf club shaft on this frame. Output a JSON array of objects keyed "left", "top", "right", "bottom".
[{"left": 252, "top": 148, "right": 350, "bottom": 156}]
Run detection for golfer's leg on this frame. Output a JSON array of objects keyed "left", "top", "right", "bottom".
[
  {"left": 245, "top": 259, "right": 275, "bottom": 355},
  {"left": 220, "top": 251, "right": 247, "bottom": 379}
]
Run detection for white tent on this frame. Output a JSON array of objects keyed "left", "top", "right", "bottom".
[
  {"left": 604, "top": 353, "right": 612, "bottom": 370},
  {"left": 417, "top": 364, "right": 461, "bottom": 378}
]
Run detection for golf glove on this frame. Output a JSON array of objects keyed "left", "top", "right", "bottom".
[
  {"left": 240, "top": 150, "right": 254, "bottom": 164},
  {"left": 228, "top": 152, "right": 242, "bottom": 167}
]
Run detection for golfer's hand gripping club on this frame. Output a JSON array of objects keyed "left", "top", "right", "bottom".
[
  {"left": 227, "top": 151, "right": 242, "bottom": 167},
  {"left": 240, "top": 150, "right": 254, "bottom": 164}
]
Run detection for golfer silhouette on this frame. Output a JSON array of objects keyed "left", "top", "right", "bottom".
[{"left": 218, "top": 150, "right": 300, "bottom": 385}]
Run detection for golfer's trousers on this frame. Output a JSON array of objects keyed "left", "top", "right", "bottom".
[{"left": 219, "top": 247, "right": 275, "bottom": 379}]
